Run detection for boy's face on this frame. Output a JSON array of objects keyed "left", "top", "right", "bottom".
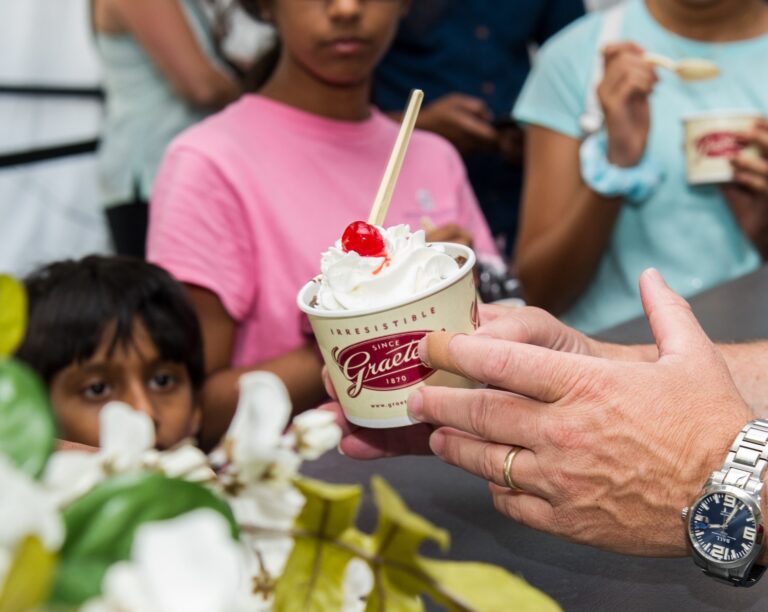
[{"left": 49, "top": 320, "right": 199, "bottom": 449}]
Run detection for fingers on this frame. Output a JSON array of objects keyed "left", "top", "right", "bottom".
[
  {"left": 602, "top": 41, "right": 645, "bottom": 61},
  {"left": 731, "top": 154, "right": 768, "bottom": 197},
  {"left": 317, "top": 401, "right": 356, "bottom": 436},
  {"left": 452, "top": 111, "right": 499, "bottom": 144},
  {"left": 638, "top": 268, "right": 713, "bottom": 360},
  {"left": 475, "top": 306, "right": 592, "bottom": 356},
  {"left": 429, "top": 427, "right": 552, "bottom": 499},
  {"left": 321, "top": 367, "right": 338, "bottom": 400},
  {"left": 446, "top": 93, "right": 494, "bottom": 120},
  {"left": 599, "top": 44, "right": 657, "bottom": 103},
  {"left": 477, "top": 303, "right": 512, "bottom": 325},
  {"left": 317, "top": 398, "right": 434, "bottom": 459},
  {"left": 489, "top": 484, "right": 556, "bottom": 534},
  {"left": 425, "top": 223, "right": 474, "bottom": 247},
  {"left": 337, "top": 422, "right": 435, "bottom": 459},
  {"left": 748, "top": 118, "right": 768, "bottom": 157},
  {"left": 419, "top": 332, "right": 588, "bottom": 402},
  {"left": 408, "top": 386, "right": 546, "bottom": 449},
  {"left": 603, "top": 66, "right": 657, "bottom": 100}
]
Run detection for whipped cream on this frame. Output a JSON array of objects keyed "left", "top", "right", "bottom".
[{"left": 315, "top": 224, "right": 460, "bottom": 311}]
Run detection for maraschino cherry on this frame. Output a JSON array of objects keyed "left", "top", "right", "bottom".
[{"left": 341, "top": 221, "right": 387, "bottom": 257}]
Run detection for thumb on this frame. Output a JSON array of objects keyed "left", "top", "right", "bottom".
[{"left": 639, "top": 268, "right": 712, "bottom": 360}]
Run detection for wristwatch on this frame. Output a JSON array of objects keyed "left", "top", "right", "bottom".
[{"left": 683, "top": 419, "right": 768, "bottom": 586}]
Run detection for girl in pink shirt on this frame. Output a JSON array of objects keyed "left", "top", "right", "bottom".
[{"left": 148, "top": 0, "right": 499, "bottom": 448}]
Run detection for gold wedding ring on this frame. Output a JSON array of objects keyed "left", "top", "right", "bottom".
[{"left": 503, "top": 445, "right": 524, "bottom": 491}]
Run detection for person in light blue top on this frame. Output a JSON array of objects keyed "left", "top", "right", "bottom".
[
  {"left": 513, "top": 0, "right": 768, "bottom": 333},
  {"left": 92, "top": 0, "right": 242, "bottom": 257}
]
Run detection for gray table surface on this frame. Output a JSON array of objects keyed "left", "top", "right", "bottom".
[{"left": 303, "top": 266, "right": 768, "bottom": 611}]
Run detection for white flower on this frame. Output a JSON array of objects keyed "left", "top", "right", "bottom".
[
  {"left": 149, "top": 445, "right": 215, "bottom": 483},
  {"left": 290, "top": 410, "right": 342, "bottom": 460},
  {"left": 44, "top": 402, "right": 211, "bottom": 507},
  {"left": 221, "top": 372, "right": 294, "bottom": 479},
  {"left": 0, "top": 453, "right": 63, "bottom": 589},
  {"left": 342, "top": 559, "right": 374, "bottom": 612},
  {"left": 99, "top": 401, "right": 155, "bottom": 471},
  {"left": 82, "top": 510, "right": 261, "bottom": 612},
  {"left": 213, "top": 372, "right": 309, "bottom": 505},
  {"left": 230, "top": 482, "right": 305, "bottom": 533}
]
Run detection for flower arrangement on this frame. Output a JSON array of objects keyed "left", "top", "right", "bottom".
[{"left": 0, "top": 275, "right": 559, "bottom": 612}]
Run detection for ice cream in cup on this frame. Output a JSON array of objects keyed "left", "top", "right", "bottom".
[
  {"left": 297, "top": 222, "right": 479, "bottom": 429},
  {"left": 683, "top": 111, "right": 763, "bottom": 185}
]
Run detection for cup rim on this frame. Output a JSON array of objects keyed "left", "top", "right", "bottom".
[
  {"left": 296, "top": 242, "right": 476, "bottom": 319},
  {"left": 682, "top": 110, "right": 764, "bottom": 122}
]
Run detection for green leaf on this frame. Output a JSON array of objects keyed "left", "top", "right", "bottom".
[
  {"left": 50, "top": 472, "right": 237, "bottom": 606},
  {"left": 0, "top": 359, "right": 55, "bottom": 478},
  {"left": 363, "top": 572, "right": 424, "bottom": 612},
  {"left": 0, "top": 276, "right": 26, "bottom": 358},
  {"left": 0, "top": 536, "right": 56, "bottom": 612},
  {"left": 364, "top": 475, "right": 449, "bottom": 609},
  {"left": 272, "top": 476, "right": 561, "bottom": 612},
  {"left": 273, "top": 478, "right": 363, "bottom": 612},
  {"left": 418, "top": 559, "right": 561, "bottom": 612}
]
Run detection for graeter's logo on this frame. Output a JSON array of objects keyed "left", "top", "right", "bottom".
[
  {"left": 695, "top": 132, "right": 748, "bottom": 158},
  {"left": 331, "top": 331, "right": 435, "bottom": 398}
]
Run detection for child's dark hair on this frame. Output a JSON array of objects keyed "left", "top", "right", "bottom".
[{"left": 15, "top": 256, "right": 205, "bottom": 391}]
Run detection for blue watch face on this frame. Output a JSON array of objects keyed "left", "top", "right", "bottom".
[{"left": 690, "top": 492, "right": 761, "bottom": 562}]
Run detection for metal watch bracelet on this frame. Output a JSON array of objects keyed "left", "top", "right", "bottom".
[{"left": 698, "top": 419, "right": 768, "bottom": 585}]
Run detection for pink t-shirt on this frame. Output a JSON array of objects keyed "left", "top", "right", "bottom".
[{"left": 148, "top": 95, "right": 498, "bottom": 367}]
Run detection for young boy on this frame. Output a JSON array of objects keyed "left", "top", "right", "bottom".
[{"left": 15, "top": 256, "right": 204, "bottom": 450}]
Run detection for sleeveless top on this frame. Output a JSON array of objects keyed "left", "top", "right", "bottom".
[
  {"left": 95, "top": 0, "right": 223, "bottom": 205},
  {"left": 514, "top": 0, "right": 766, "bottom": 333}
]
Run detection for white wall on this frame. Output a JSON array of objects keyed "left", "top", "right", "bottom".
[{"left": 0, "top": 0, "right": 110, "bottom": 277}]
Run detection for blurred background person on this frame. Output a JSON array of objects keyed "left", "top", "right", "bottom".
[
  {"left": 373, "top": 0, "right": 585, "bottom": 261},
  {"left": 0, "top": 0, "right": 110, "bottom": 277},
  {"left": 147, "top": 0, "right": 500, "bottom": 449},
  {"left": 513, "top": 0, "right": 768, "bottom": 333},
  {"left": 91, "top": 0, "right": 242, "bottom": 257}
]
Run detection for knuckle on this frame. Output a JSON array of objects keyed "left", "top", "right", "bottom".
[
  {"left": 438, "top": 431, "right": 461, "bottom": 464},
  {"left": 493, "top": 494, "right": 525, "bottom": 524},
  {"left": 543, "top": 411, "right": 588, "bottom": 453},
  {"left": 467, "top": 393, "right": 495, "bottom": 437},
  {"left": 479, "top": 343, "right": 516, "bottom": 383},
  {"left": 480, "top": 443, "right": 499, "bottom": 483}
]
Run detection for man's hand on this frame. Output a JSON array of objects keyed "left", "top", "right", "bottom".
[
  {"left": 409, "top": 269, "right": 753, "bottom": 556},
  {"left": 321, "top": 304, "right": 651, "bottom": 459},
  {"left": 319, "top": 369, "right": 434, "bottom": 459}
]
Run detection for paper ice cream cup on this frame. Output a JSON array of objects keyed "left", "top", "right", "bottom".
[
  {"left": 297, "top": 243, "right": 479, "bottom": 429},
  {"left": 683, "top": 111, "right": 763, "bottom": 185}
]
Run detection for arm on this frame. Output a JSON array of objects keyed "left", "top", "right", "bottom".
[
  {"left": 112, "top": 0, "right": 240, "bottom": 107},
  {"left": 717, "top": 342, "right": 768, "bottom": 418},
  {"left": 514, "top": 125, "right": 621, "bottom": 314},
  {"left": 188, "top": 286, "right": 326, "bottom": 450},
  {"left": 515, "top": 43, "right": 658, "bottom": 314}
]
